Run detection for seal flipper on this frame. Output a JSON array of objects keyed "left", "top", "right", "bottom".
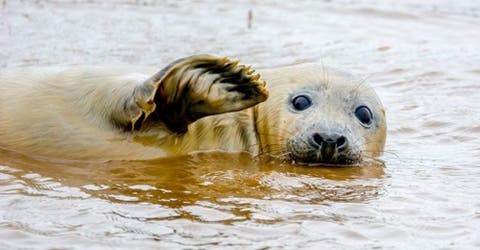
[{"left": 130, "top": 55, "right": 268, "bottom": 134}]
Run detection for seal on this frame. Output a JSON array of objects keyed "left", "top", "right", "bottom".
[{"left": 0, "top": 55, "right": 386, "bottom": 165}]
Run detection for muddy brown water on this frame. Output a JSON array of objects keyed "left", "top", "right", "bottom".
[{"left": 1, "top": 0, "right": 479, "bottom": 249}]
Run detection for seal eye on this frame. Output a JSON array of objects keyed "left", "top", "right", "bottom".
[
  {"left": 292, "top": 95, "right": 312, "bottom": 111},
  {"left": 355, "top": 106, "right": 373, "bottom": 125}
]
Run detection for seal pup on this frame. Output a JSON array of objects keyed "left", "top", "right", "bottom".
[{"left": 0, "top": 55, "right": 386, "bottom": 165}]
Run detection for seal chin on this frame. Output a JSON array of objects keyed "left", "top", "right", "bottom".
[{"left": 288, "top": 148, "right": 362, "bottom": 166}]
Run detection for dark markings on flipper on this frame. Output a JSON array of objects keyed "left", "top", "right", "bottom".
[
  {"left": 148, "top": 55, "right": 207, "bottom": 84},
  {"left": 132, "top": 111, "right": 146, "bottom": 131},
  {"left": 192, "top": 62, "right": 217, "bottom": 69},
  {"left": 129, "top": 55, "right": 268, "bottom": 134}
]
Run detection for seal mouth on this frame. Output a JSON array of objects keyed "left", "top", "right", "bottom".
[
  {"left": 286, "top": 137, "right": 362, "bottom": 167},
  {"left": 289, "top": 153, "right": 362, "bottom": 167},
  {"left": 292, "top": 156, "right": 362, "bottom": 167},
  {"left": 291, "top": 157, "right": 385, "bottom": 168},
  {"left": 295, "top": 161, "right": 361, "bottom": 168}
]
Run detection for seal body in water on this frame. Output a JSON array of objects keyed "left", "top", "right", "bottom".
[{"left": 0, "top": 55, "right": 386, "bottom": 165}]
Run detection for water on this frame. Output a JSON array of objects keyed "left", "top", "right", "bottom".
[{"left": 1, "top": 0, "right": 480, "bottom": 249}]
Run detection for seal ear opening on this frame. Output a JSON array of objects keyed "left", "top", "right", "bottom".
[{"left": 129, "top": 55, "right": 268, "bottom": 134}]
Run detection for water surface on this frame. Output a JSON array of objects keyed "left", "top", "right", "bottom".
[{"left": 1, "top": 0, "right": 479, "bottom": 249}]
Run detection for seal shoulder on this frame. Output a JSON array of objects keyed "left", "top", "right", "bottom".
[{"left": 0, "top": 66, "right": 164, "bottom": 160}]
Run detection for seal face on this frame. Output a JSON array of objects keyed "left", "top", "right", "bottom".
[{"left": 256, "top": 64, "right": 387, "bottom": 166}]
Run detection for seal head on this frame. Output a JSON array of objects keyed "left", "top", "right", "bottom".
[{"left": 256, "top": 64, "right": 386, "bottom": 166}]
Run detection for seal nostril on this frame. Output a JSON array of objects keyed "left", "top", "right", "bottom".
[
  {"left": 336, "top": 136, "right": 347, "bottom": 148},
  {"left": 312, "top": 133, "right": 324, "bottom": 146}
]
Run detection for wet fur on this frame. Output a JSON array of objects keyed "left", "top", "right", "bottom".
[{"left": 0, "top": 57, "right": 386, "bottom": 162}]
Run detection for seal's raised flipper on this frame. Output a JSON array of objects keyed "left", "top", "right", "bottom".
[{"left": 127, "top": 55, "right": 268, "bottom": 134}]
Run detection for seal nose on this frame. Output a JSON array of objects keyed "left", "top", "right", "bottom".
[
  {"left": 311, "top": 133, "right": 348, "bottom": 161},
  {"left": 312, "top": 133, "right": 348, "bottom": 149}
]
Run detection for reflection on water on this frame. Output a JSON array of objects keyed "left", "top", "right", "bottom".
[
  {"left": 0, "top": 149, "right": 387, "bottom": 248},
  {"left": 1, "top": 0, "right": 480, "bottom": 249},
  {"left": 0, "top": 149, "right": 386, "bottom": 209}
]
